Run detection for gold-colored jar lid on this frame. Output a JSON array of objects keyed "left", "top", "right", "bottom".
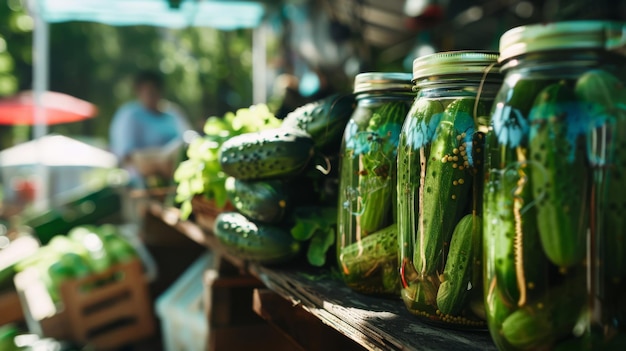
[
  {"left": 412, "top": 51, "right": 500, "bottom": 81},
  {"left": 499, "top": 20, "right": 626, "bottom": 62},
  {"left": 353, "top": 72, "right": 413, "bottom": 94}
]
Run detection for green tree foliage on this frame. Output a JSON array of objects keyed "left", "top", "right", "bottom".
[
  {"left": 0, "top": 0, "right": 255, "bottom": 147},
  {"left": 0, "top": 0, "right": 34, "bottom": 148},
  {"left": 0, "top": 0, "right": 31, "bottom": 95}
]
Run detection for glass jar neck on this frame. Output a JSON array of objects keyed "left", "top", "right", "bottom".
[
  {"left": 355, "top": 91, "right": 415, "bottom": 106},
  {"left": 414, "top": 73, "right": 502, "bottom": 100},
  {"left": 500, "top": 49, "right": 626, "bottom": 79}
]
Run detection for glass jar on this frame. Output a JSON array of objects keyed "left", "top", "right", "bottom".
[
  {"left": 337, "top": 72, "right": 414, "bottom": 296},
  {"left": 483, "top": 21, "right": 626, "bottom": 350},
  {"left": 398, "top": 51, "right": 502, "bottom": 329}
]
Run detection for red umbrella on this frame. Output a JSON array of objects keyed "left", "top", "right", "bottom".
[{"left": 0, "top": 90, "right": 98, "bottom": 125}]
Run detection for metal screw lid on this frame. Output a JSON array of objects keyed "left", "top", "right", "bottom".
[
  {"left": 412, "top": 51, "right": 500, "bottom": 81},
  {"left": 353, "top": 72, "right": 414, "bottom": 94},
  {"left": 499, "top": 20, "right": 626, "bottom": 62}
]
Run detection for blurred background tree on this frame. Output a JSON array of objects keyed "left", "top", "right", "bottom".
[
  {"left": 0, "top": 0, "right": 33, "bottom": 148},
  {"left": 0, "top": 0, "right": 258, "bottom": 148}
]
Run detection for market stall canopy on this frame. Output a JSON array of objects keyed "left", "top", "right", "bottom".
[
  {"left": 0, "top": 134, "right": 117, "bottom": 167},
  {"left": 0, "top": 135, "right": 120, "bottom": 206},
  {"left": 0, "top": 91, "right": 98, "bottom": 125},
  {"left": 32, "top": 0, "right": 266, "bottom": 29}
]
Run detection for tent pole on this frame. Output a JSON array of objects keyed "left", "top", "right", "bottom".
[
  {"left": 252, "top": 24, "right": 266, "bottom": 104},
  {"left": 32, "top": 6, "right": 50, "bottom": 211}
]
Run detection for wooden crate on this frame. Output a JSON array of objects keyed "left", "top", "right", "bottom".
[
  {"left": 15, "top": 259, "right": 155, "bottom": 350},
  {"left": 204, "top": 258, "right": 298, "bottom": 351},
  {"left": 14, "top": 267, "right": 70, "bottom": 341}
]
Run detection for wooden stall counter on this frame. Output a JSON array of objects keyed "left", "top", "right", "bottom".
[{"left": 148, "top": 202, "right": 497, "bottom": 351}]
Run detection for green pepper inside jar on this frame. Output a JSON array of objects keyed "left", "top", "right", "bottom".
[
  {"left": 337, "top": 72, "right": 414, "bottom": 297},
  {"left": 397, "top": 51, "right": 502, "bottom": 329},
  {"left": 483, "top": 20, "right": 626, "bottom": 351}
]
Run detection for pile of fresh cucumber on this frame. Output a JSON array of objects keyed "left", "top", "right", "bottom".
[
  {"left": 213, "top": 94, "right": 356, "bottom": 266},
  {"left": 484, "top": 68, "right": 626, "bottom": 350}
]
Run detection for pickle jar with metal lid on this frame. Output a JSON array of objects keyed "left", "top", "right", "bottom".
[
  {"left": 482, "top": 21, "right": 626, "bottom": 351},
  {"left": 397, "top": 51, "right": 502, "bottom": 328},
  {"left": 337, "top": 72, "right": 414, "bottom": 296}
]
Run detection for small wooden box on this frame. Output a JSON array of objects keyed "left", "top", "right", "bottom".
[
  {"left": 204, "top": 259, "right": 297, "bottom": 351},
  {"left": 15, "top": 259, "right": 155, "bottom": 350}
]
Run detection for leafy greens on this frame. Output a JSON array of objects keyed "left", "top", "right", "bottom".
[{"left": 174, "top": 104, "right": 281, "bottom": 219}]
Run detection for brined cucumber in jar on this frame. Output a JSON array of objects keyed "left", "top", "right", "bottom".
[
  {"left": 398, "top": 99, "right": 444, "bottom": 260},
  {"left": 360, "top": 101, "right": 409, "bottom": 235},
  {"left": 482, "top": 76, "right": 555, "bottom": 336},
  {"left": 339, "top": 224, "right": 399, "bottom": 293},
  {"left": 436, "top": 214, "right": 481, "bottom": 316},
  {"left": 490, "top": 79, "right": 554, "bottom": 150},
  {"left": 413, "top": 98, "right": 484, "bottom": 276},
  {"left": 500, "top": 277, "right": 586, "bottom": 350},
  {"left": 483, "top": 154, "right": 548, "bottom": 307},
  {"left": 484, "top": 274, "right": 516, "bottom": 351},
  {"left": 575, "top": 69, "right": 626, "bottom": 281},
  {"left": 341, "top": 100, "right": 409, "bottom": 236},
  {"left": 528, "top": 81, "right": 590, "bottom": 268}
]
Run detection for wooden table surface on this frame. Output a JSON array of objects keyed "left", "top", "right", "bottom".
[{"left": 148, "top": 202, "right": 498, "bottom": 351}]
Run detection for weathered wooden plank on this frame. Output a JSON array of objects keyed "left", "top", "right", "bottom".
[
  {"left": 251, "top": 266, "right": 497, "bottom": 351},
  {"left": 253, "top": 288, "right": 366, "bottom": 351}
]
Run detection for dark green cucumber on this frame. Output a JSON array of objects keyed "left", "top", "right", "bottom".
[
  {"left": 501, "top": 279, "right": 586, "bottom": 349},
  {"left": 339, "top": 223, "right": 398, "bottom": 272},
  {"left": 484, "top": 148, "right": 547, "bottom": 306},
  {"left": 356, "top": 100, "right": 410, "bottom": 235},
  {"left": 225, "top": 177, "right": 289, "bottom": 224},
  {"left": 529, "top": 81, "right": 589, "bottom": 267},
  {"left": 398, "top": 99, "right": 445, "bottom": 264},
  {"left": 575, "top": 69, "right": 626, "bottom": 280},
  {"left": 484, "top": 275, "right": 516, "bottom": 351},
  {"left": 490, "top": 78, "right": 555, "bottom": 149},
  {"left": 219, "top": 128, "right": 315, "bottom": 180},
  {"left": 339, "top": 223, "right": 399, "bottom": 293},
  {"left": 501, "top": 78, "right": 556, "bottom": 117},
  {"left": 282, "top": 94, "right": 356, "bottom": 151},
  {"left": 214, "top": 212, "right": 301, "bottom": 264},
  {"left": 436, "top": 214, "right": 479, "bottom": 316},
  {"left": 484, "top": 80, "right": 549, "bottom": 307},
  {"left": 414, "top": 98, "right": 484, "bottom": 275}
]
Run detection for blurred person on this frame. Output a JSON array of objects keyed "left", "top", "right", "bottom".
[{"left": 109, "top": 70, "right": 191, "bottom": 189}]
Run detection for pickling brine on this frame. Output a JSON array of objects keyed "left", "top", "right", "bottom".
[
  {"left": 483, "top": 20, "right": 626, "bottom": 351},
  {"left": 398, "top": 51, "right": 502, "bottom": 329},
  {"left": 337, "top": 72, "right": 413, "bottom": 296}
]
